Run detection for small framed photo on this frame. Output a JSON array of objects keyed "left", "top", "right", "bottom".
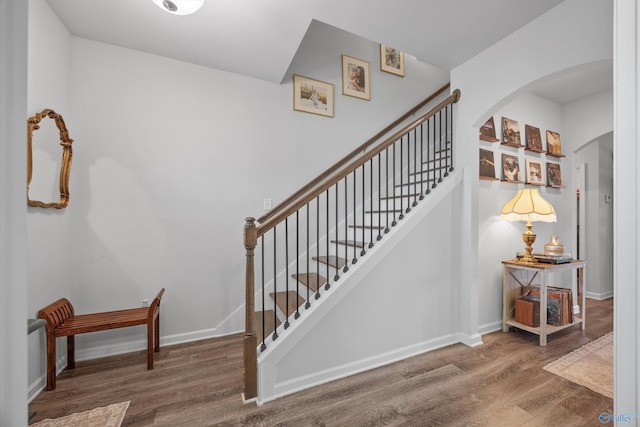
[
  {"left": 546, "top": 130, "right": 564, "bottom": 156},
  {"left": 293, "top": 74, "right": 334, "bottom": 117},
  {"left": 525, "top": 124, "right": 544, "bottom": 152},
  {"left": 525, "top": 158, "right": 544, "bottom": 185},
  {"left": 479, "top": 148, "right": 497, "bottom": 180},
  {"left": 380, "top": 45, "right": 405, "bottom": 77},
  {"left": 342, "top": 54, "right": 370, "bottom": 100},
  {"left": 502, "top": 117, "right": 522, "bottom": 147},
  {"left": 480, "top": 116, "right": 499, "bottom": 142},
  {"left": 547, "top": 162, "right": 563, "bottom": 187},
  {"left": 501, "top": 153, "right": 522, "bottom": 182}
]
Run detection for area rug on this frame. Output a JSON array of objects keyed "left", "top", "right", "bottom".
[
  {"left": 31, "top": 401, "right": 130, "bottom": 427},
  {"left": 543, "top": 332, "right": 613, "bottom": 398}
]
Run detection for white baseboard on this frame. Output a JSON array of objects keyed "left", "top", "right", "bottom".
[
  {"left": 258, "top": 334, "right": 460, "bottom": 405},
  {"left": 585, "top": 291, "right": 614, "bottom": 301},
  {"left": 478, "top": 321, "right": 503, "bottom": 336},
  {"left": 457, "top": 332, "right": 483, "bottom": 348}
]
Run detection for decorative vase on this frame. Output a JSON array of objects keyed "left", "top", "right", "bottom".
[{"left": 544, "top": 235, "right": 564, "bottom": 256}]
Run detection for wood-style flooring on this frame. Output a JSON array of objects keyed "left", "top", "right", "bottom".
[{"left": 29, "top": 298, "right": 613, "bottom": 426}]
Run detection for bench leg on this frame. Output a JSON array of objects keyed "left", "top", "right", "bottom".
[
  {"left": 67, "top": 335, "right": 75, "bottom": 369},
  {"left": 45, "top": 330, "right": 56, "bottom": 391},
  {"left": 154, "top": 313, "right": 160, "bottom": 353},
  {"left": 147, "top": 320, "right": 154, "bottom": 370}
]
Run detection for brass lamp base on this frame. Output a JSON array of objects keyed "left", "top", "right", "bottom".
[{"left": 520, "top": 219, "right": 537, "bottom": 263}]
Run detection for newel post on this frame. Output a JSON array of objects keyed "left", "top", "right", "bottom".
[{"left": 243, "top": 217, "right": 258, "bottom": 400}]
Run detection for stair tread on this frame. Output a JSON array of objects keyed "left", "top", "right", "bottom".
[
  {"left": 380, "top": 193, "right": 421, "bottom": 200},
  {"left": 349, "top": 225, "right": 384, "bottom": 230},
  {"left": 255, "top": 310, "right": 281, "bottom": 343},
  {"left": 312, "top": 255, "right": 347, "bottom": 269},
  {"left": 331, "top": 239, "right": 365, "bottom": 248},
  {"left": 270, "top": 290, "right": 306, "bottom": 316},
  {"left": 291, "top": 273, "right": 326, "bottom": 292}
]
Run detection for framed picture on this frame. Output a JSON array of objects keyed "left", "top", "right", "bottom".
[
  {"left": 479, "top": 148, "right": 497, "bottom": 179},
  {"left": 525, "top": 124, "right": 544, "bottom": 152},
  {"left": 525, "top": 158, "right": 544, "bottom": 185},
  {"left": 502, "top": 117, "right": 522, "bottom": 147},
  {"left": 546, "top": 130, "right": 563, "bottom": 156},
  {"left": 547, "top": 162, "right": 563, "bottom": 187},
  {"left": 293, "top": 74, "right": 334, "bottom": 117},
  {"left": 342, "top": 54, "right": 370, "bottom": 100},
  {"left": 501, "top": 153, "right": 522, "bottom": 182},
  {"left": 480, "top": 116, "right": 499, "bottom": 142},
  {"left": 380, "top": 45, "right": 405, "bottom": 77}
]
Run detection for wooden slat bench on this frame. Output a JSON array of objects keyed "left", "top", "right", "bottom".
[{"left": 37, "top": 288, "right": 165, "bottom": 391}]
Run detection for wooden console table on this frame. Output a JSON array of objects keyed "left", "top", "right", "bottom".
[{"left": 502, "top": 259, "right": 586, "bottom": 346}]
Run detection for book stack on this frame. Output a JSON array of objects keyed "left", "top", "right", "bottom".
[
  {"left": 515, "top": 253, "right": 573, "bottom": 264},
  {"left": 521, "top": 286, "right": 573, "bottom": 326}
]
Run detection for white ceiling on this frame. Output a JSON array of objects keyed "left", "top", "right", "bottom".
[{"left": 44, "top": 0, "right": 611, "bottom": 103}]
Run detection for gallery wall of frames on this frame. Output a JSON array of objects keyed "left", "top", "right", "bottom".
[{"left": 479, "top": 116, "right": 564, "bottom": 188}]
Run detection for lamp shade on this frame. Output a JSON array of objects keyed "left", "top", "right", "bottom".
[{"left": 501, "top": 188, "right": 557, "bottom": 223}]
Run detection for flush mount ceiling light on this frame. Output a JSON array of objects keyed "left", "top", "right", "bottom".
[{"left": 152, "top": 0, "right": 204, "bottom": 15}]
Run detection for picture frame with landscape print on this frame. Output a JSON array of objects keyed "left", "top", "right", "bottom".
[
  {"left": 525, "top": 124, "right": 544, "bottom": 152},
  {"left": 293, "top": 74, "right": 334, "bottom": 117},
  {"left": 546, "top": 130, "right": 564, "bottom": 156},
  {"left": 525, "top": 158, "right": 544, "bottom": 185},
  {"left": 502, "top": 117, "right": 523, "bottom": 147},
  {"left": 547, "top": 162, "right": 563, "bottom": 187},
  {"left": 380, "top": 44, "right": 405, "bottom": 77},
  {"left": 501, "top": 153, "right": 522, "bottom": 183},
  {"left": 342, "top": 54, "right": 370, "bottom": 100}
]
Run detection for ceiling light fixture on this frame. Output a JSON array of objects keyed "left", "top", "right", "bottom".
[{"left": 152, "top": 0, "right": 204, "bottom": 16}]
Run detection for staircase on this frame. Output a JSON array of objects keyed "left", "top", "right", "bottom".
[
  {"left": 242, "top": 85, "right": 461, "bottom": 401},
  {"left": 256, "top": 146, "right": 454, "bottom": 346}
]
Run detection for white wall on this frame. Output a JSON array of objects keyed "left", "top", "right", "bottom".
[
  {"left": 0, "top": 0, "right": 29, "bottom": 425},
  {"left": 26, "top": 1, "right": 449, "bottom": 394},
  {"left": 452, "top": 0, "right": 613, "bottom": 339},
  {"left": 257, "top": 175, "right": 462, "bottom": 403},
  {"left": 477, "top": 93, "right": 569, "bottom": 331},
  {"left": 26, "top": 0, "right": 73, "bottom": 397},
  {"left": 575, "top": 132, "right": 614, "bottom": 300}
]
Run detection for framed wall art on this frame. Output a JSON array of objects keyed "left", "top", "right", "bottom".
[
  {"left": 501, "top": 153, "right": 522, "bottom": 183},
  {"left": 547, "top": 162, "right": 563, "bottom": 187},
  {"left": 546, "top": 130, "right": 565, "bottom": 157},
  {"left": 479, "top": 148, "right": 497, "bottom": 180},
  {"left": 380, "top": 45, "right": 405, "bottom": 77},
  {"left": 501, "top": 117, "right": 523, "bottom": 148},
  {"left": 525, "top": 158, "right": 544, "bottom": 185},
  {"left": 293, "top": 74, "right": 334, "bottom": 117},
  {"left": 525, "top": 124, "right": 544, "bottom": 152},
  {"left": 342, "top": 54, "right": 370, "bottom": 100},
  {"left": 480, "top": 116, "right": 499, "bottom": 142}
]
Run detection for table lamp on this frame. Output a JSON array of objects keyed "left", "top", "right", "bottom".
[{"left": 501, "top": 188, "right": 556, "bottom": 263}]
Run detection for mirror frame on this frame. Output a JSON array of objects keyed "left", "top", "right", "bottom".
[{"left": 27, "top": 109, "right": 74, "bottom": 209}]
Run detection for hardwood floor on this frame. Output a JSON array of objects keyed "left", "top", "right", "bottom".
[{"left": 29, "top": 298, "right": 613, "bottom": 426}]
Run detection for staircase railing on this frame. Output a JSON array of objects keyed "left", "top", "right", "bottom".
[{"left": 243, "top": 86, "right": 461, "bottom": 400}]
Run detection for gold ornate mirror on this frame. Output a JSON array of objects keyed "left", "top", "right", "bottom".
[{"left": 27, "top": 109, "right": 74, "bottom": 209}]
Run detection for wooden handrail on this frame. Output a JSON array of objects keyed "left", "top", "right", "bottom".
[
  {"left": 255, "top": 89, "right": 461, "bottom": 238},
  {"left": 257, "top": 82, "right": 451, "bottom": 224}
]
